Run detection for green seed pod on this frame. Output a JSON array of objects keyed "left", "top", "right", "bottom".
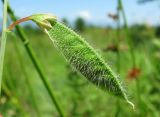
[
  {"left": 48, "top": 22, "right": 123, "bottom": 94},
  {"left": 8, "top": 14, "right": 134, "bottom": 108}
]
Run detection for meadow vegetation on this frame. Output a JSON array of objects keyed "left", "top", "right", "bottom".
[{"left": 0, "top": 0, "right": 160, "bottom": 117}]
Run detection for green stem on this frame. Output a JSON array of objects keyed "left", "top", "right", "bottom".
[
  {"left": 115, "top": 1, "right": 121, "bottom": 116},
  {"left": 119, "top": 0, "right": 136, "bottom": 68},
  {"left": 136, "top": 78, "right": 141, "bottom": 116},
  {"left": 0, "top": 0, "right": 8, "bottom": 95},
  {"left": 119, "top": 0, "right": 140, "bottom": 114},
  {"left": 5, "top": 3, "right": 65, "bottom": 117},
  {"left": 115, "top": 99, "right": 120, "bottom": 117},
  {"left": 116, "top": 0, "right": 121, "bottom": 73}
]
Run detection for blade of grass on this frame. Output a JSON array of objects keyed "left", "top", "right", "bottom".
[
  {"left": 2, "top": 2, "right": 65, "bottom": 117},
  {"left": 0, "top": 0, "right": 8, "bottom": 95}
]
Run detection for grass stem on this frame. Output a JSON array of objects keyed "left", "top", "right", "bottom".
[
  {"left": 0, "top": 0, "right": 8, "bottom": 95},
  {"left": 115, "top": 0, "right": 122, "bottom": 116},
  {"left": 119, "top": 0, "right": 136, "bottom": 68}
]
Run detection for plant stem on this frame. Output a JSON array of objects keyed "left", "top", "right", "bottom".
[
  {"left": 4, "top": 2, "right": 65, "bottom": 117},
  {"left": 116, "top": 0, "right": 121, "bottom": 73},
  {"left": 0, "top": 0, "right": 8, "bottom": 95},
  {"left": 136, "top": 78, "right": 141, "bottom": 116},
  {"left": 119, "top": 0, "right": 136, "bottom": 68},
  {"left": 115, "top": 1, "right": 121, "bottom": 116},
  {"left": 119, "top": 0, "right": 140, "bottom": 113}
]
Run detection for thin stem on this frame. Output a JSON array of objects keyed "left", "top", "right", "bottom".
[
  {"left": 136, "top": 78, "right": 141, "bottom": 116},
  {"left": 119, "top": 0, "right": 136, "bottom": 68},
  {"left": 119, "top": 0, "right": 139, "bottom": 112},
  {"left": 5, "top": 3, "right": 65, "bottom": 117},
  {"left": 0, "top": 0, "right": 8, "bottom": 95},
  {"left": 115, "top": 1, "right": 121, "bottom": 116},
  {"left": 116, "top": 0, "right": 121, "bottom": 73}
]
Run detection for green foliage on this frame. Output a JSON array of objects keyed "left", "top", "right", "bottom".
[
  {"left": 0, "top": 0, "right": 8, "bottom": 95},
  {"left": 1, "top": 1, "right": 160, "bottom": 116},
  {"left": 155, "top": 26, "right": 160, "bottom": 38},
  {"left": 130, "top": 24, "right": 155, "bottom": 46},
  {"left": 2, "top": 24, "right": 160, "bottom": 117},
  {"left": 74, "top": 17, "right": 86, "bottom": 32},
  {"left": 62, "top": 18, "right": 69, "bottom": 26}
]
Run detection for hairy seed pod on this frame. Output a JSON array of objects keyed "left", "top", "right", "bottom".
[
  {"left": 47, "top": 22, "right": 125, "bottom": 95},
  {"left": 8, "top": 14, "right": 134, "bottom": 108}
]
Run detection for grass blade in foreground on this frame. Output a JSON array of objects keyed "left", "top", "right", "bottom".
[
  {"left": 0, "top": 0, "right": 8, "bottom": 95},
  {"left": 8, "top": 14, "right": 135, "bottom": 109}
]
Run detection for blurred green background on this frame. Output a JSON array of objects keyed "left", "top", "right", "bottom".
[{"left": 0, "top": 0, "right": 160, "bottom": 117}]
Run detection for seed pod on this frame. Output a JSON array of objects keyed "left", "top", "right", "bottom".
[{"left": 8, "top": 14, "right": 134, "bottom": 108}]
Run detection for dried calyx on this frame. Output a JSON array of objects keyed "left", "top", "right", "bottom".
[{"left": 8, "top": 14, "right": 57, "bottom": 31}]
